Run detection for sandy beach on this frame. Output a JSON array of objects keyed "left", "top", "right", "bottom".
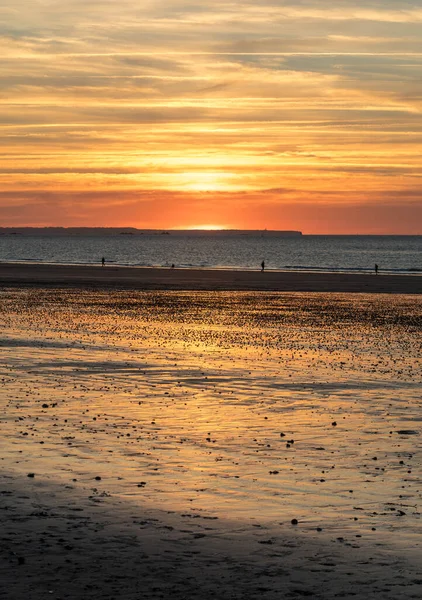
[
  {"left": 0, "top": 261, "right": 421, "bottom": 294},
  {"left": 1, "top": 287, "right": 421, "bottom": 599}
]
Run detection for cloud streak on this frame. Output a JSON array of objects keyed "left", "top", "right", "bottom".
[{"left": 0, "top": 0, "right": 421, "bottom": 231}]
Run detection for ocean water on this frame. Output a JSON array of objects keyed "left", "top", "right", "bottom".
[{"left": 0, "top": 233, "right": 420, "bottom": 274}]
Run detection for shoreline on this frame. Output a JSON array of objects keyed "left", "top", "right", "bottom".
[{"left": 0, "top": 261, "right": 421, "bottom": 293}]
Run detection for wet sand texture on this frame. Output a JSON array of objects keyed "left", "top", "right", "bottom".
[
  {"left": 0, "top": 261, "right": 421, "bottom": 293},
  {"left": 1, "top": 288, "right": 421, "bottom": 599}
]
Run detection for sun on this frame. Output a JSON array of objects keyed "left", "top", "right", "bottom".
[
  {"left": 187, "top": 224, "right": 226, "bottom": 230},
  {"left": 173, "top": 224, "right": 227, "bottom": 231}
]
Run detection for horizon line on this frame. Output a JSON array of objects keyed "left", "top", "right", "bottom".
[{"left": 0, "top": 227, "right": 420, "bottom": 235}]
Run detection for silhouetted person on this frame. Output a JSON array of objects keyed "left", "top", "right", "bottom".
[
  {"left": 101, "top": 257, "right": 105, "bottom": 267},
  {"left": 261, "top": 260, "right": 265, "bottom": 272},
  {"left": 171, "top": 264, "right": 175, "bottom": 269},
  {"left": 375, "top": 263, "right": 378, "bottom": 275}
]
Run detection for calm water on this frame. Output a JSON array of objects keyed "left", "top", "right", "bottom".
[{"left": 0, "top": 233, "right": 420, "bottom": 274}]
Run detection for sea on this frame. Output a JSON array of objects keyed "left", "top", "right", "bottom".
[{"left": 0, "top": 232, "right": 420, "bottom": 274}]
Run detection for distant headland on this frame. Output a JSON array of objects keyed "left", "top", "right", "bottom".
[{"left": 0, "top": 227, "right": 302, "bottom": 237}]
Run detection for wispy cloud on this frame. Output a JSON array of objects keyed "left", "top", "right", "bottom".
[{"left": 0, "top": 0, "right": 421, "bottom": 231}]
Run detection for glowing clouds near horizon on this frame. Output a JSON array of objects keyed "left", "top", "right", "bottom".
[{"left": 0, "top": 1, "right": 421, "bottom": 232}]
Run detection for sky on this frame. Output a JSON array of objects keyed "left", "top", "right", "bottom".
[{"left": 1, "top": 0, "right": 422, "bottom": 233}]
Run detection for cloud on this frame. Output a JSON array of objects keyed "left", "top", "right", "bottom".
[{"left": 1, "top": 0, "right": 421, "bottom": 232}]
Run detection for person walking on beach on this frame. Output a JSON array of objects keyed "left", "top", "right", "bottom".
[
  {"left": 261, "top": 260, "right": 265, "bottom": 272},
  {"left": 101, "top": 257, "right": 105, "bottom": 267},
  {"left": 375, "top": 263, "right": 378, "bottom": 275}
]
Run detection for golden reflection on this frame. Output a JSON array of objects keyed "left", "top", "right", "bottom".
[{"left": 2, "top": 289, "right": 421, "bottom": 522}]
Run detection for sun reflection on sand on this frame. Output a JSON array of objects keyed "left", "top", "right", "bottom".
[
  {"left": 1, "top": 290, "right": 420, "bottom": 526},
  {"left": 1, "top": 289, "right": 421, "bottom": 598}
]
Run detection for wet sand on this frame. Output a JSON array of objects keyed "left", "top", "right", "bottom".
[
  {"left": 1, "top": 288, "right": 421, "bottom": 599},
  {"left": 0, "top": 261, "right": 421, "bottom": 293}
]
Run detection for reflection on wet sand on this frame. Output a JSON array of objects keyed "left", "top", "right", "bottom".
[{"left": 1, "top": 289, "right": 421, "bottom": 599}]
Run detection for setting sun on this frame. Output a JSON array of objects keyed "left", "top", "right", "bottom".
[{"left": 176, "top": 224, "right": 227, "bottom": 230}]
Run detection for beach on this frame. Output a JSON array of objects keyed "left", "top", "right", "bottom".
[
  {"left": 1, "top": 285, "right": 421, "bottom": 599},
  {"left": 0, "top": 262, "right": 421, "bottom": 293}
]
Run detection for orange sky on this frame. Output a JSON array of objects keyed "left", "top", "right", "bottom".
[{"left": 1, "top": 1, "right": 421, "bottom": 233}]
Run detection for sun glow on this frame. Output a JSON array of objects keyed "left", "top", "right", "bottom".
[
  {"left": 179, "top": 224, "right": 227, "bottom": 230},
  {"left": 174, "top": 172, "right": 240, "bottom": 192}
]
